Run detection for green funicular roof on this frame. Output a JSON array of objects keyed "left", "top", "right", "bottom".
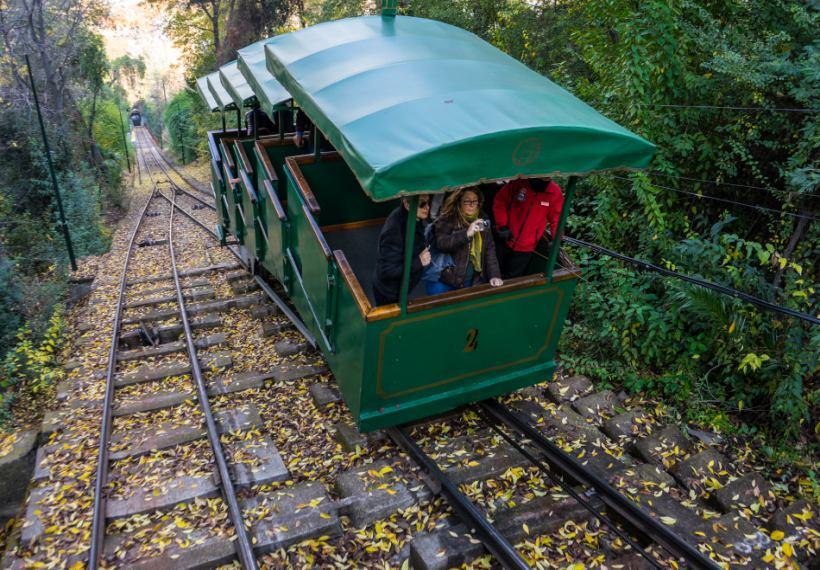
[
  {"left": 196, "top": 76, "right": 219, "bottom": 111},
  {"left": 206, "top": 71, "right": 236, "bottom": 111},
  {"left": 220, "top": 60, "right": 256, "bottom": 109},
  {"left": 237, "top": 39, "right": 292, "bottom": 116},
  {"left": 265, "top": 15, "right": 655, "bottom": 201}
]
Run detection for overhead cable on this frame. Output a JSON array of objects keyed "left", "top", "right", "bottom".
[
  {"left": 611, "top": 175, "right": 818, "bottom": 222},
  {"left": 564, "top": 236, "right": 819, "bottom": 326},
  {"left": 649, "top": 172, "right": 820, "bottom": 198},
  {"left": 638, "top": 103, "right": 818, "bottom": 114}
]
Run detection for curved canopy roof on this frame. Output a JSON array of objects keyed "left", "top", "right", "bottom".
[
  {"left": 196, "top": 76, "right": 219, "bottom": 112},
  {"left": 237, "top": 39, "right": 292, "bottom": 116},
  {"left": 265, "top": 15, "right": 655, "bottom": 201},
  {"left": 219, "top": 61, "right": 256, "bottom": 109},
  {"left": 206, "top": 72, "right": 236, "bottom": 111}
]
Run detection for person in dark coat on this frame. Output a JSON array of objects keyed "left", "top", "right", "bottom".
[
  {"left": 372, "top": 195, "right": 432, "bottom": 306},
  {"left": 430, "top": 188, "right": 503, "bottom": 294},
  {"left": 492, "top": 178, "right": 564, "bottom": 278},
  {"left": 245, "top": 106, "right": 275, "bottom": 137}
]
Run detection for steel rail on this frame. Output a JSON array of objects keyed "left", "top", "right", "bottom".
[
  {"left": 481, "top": 400, "right": 722, "bottom": 570},
  {"left": 167, "top": 188, "right": 258, "bottom": 569},
  {"left": 386, "top": 426, "right": 531, "bottom": 570},
  {"left": 475, "top": 406, "right": 661, "bottom": 569},
  {"left": 139, "top": 132, "right": 216, "bottom": 211},
  {"left": 143, "top": 126, "right": 214, "bottom": 199},
  {"left": 88, "top": 161, "right": 159, "bottom": 568},
  {"left": 140, "top": 131, "right": 318, "bottom": 351}
]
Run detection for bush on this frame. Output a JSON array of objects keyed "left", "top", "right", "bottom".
[{"left": 0, "top": 306, "right": 66, "bottom": 429}]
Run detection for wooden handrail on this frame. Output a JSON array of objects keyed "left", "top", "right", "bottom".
[
  {"left": 240, "top": 169, "right": 258, "bottom": 203},
  {"left": 219, "top": 139, "right": 236, "bottom": 170},
  {"left": 406, "top": 269, "right": 579, "bottom": 313},
  {"left": 333, "top": 250, "right": 371, "bottom": 319},
  {"left": 253, "top": 141, "right": 279, "bottom": 183},
  {"left": 284, "top": 156, "right": 321, "bottom": 213},
  {"left": 256, "top": 133, "right": 301, "bottom": 148},
  {"left": 321, "top": 217, "right": 386, "bottom": 234},
  {"left": 222, "top": 162, "right": 237, "bottom": 189},
  {"left": 301, "top": 203, "right": 331, "bottom": 260},
  {"left": 234, "top": 141, "right": 253, "bottom": 175},
  {"left": 263, "top": 179, "right": 286, "bottom": 221}
]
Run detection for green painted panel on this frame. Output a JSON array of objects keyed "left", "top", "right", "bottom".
[
  {"left": 356, "top": 278, "right": 577, "bottom": 430},
  {"left": 298, "top": 157, "right": 396, "bottom": 226},
  {"left": 323, "top": 280, "right": 366, "bottom": 418},
  {"left": 284, "top": 174, "right": 331, "bottom": 346}
]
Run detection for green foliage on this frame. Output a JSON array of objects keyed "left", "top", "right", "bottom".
[
  {"left": 163, "top": 91, "right": 200, "bottom": 164},
  {"left": 398, "top": 0, "right": 820, "bottom": 442},
  {"left": 0, "top": 306, "right": 66, "bottom": 429}
]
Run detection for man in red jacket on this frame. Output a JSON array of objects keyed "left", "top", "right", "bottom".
[{"left": 492, "top": 178, "right": 564, "bottom": 278}]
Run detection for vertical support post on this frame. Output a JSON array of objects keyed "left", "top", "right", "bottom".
[
  {"left": 252, "top": 106, "right": 259, "bottom": 140},
  {"left": 399, "top": 197, "right": 418, "bottom": 313},
  {"left": 118, "top": 107, "right": 131, "bottom": 172},
  {"left": 313, "top": 125, "right": 321, "bottom": 161},
  {"left": 381, "top": 0, "right": 397, "bottom": 17},
  {"left": 546, "top": 176, "right": 577, "bottom": 280},
  {"left": 221, "top": 110, "right": 226, "bottom": 133},
  {"left": 236, "top": 108, "right": 241, "bottom": 134},
  {"left": 24, "top": 54, "right": 77, "bottom": 271},
  {"left": 278, "top": 110, "right": 284, "bottom": 141}
]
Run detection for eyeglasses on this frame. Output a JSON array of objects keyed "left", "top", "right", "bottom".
[
  {"left": 461, "top": 199, "right": 479, "bottom": 206},
  {"left": 418, "top": 200, "right": 431, "bottom": 208}
]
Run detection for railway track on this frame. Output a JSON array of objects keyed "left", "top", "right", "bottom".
[
  {"left": 9, "top": 128, "right": 815, "bottom": 568},
  {"left": 83, "top": 128, "right": 333, "bottom": 567},
  {"left": 130, "top": 130, "right": 796, "bottom": 568}
]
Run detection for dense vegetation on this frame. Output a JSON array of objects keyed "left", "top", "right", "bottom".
[
  {"left": 1, "top": 0, "right": 815, "bottom": 453},
  {"left": 0, "top": 0, "right": 135, "bottom": 424},
  {"left": 158, "top": 0, "right": 816, "bottom": 449}
]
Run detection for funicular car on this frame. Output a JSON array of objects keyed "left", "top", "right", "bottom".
[{"left": 198, "top": 15, "right": 655, "bottom": 431}]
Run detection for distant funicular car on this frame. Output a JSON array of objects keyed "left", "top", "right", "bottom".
[
  {"left": 197, "top": 14, "right": 655, "bottom": 431},
  {"left": 129, "top": 109, "right": 141, "bottom": 127}
]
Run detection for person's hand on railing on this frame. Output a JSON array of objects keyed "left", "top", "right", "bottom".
[{"left": 490, "top": 278, "right": 503, "bottom": 287}]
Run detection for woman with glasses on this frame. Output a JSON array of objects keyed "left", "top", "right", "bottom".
[
  {"left": 428, "top": 189, "right": 503, "bottom": 295},
  {"left": 372, "top": 195, "right": 432, "bottom": 305}
]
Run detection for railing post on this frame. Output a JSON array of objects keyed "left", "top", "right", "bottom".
[
  {"left": 382, "top": 0, "right": 397, "bottom": 17},
  {"left": 545, "top": 176, "right": 578, "bottom": 280},
  {"left": 278, "top": 110, "right": 285, "bottom": 141},
  {"left": 399, "top": 197, "right": 418, "bottom": 313},
  {"left": 313, "top": 125, "right": 321, "bottom": 161}
]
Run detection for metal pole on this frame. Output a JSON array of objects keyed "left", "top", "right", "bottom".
[
  {"left": 236, "top": 108, "right": 241, "bottom": 133},
  {"left": 252, "top": 106, "right": 258, "bottom": 140},
  {"left": 24, "top": 54, "right": 77, "bottom": 271},
  {"left": 313, "top": 125, "right": 321, "bottom": 161},
  {"left": 545, "top": 176, "right": 577, "bottom": 280},
  {"left": 221, "top": 110, "right": 226, "bottom": 133},
  {"left": 278, "top": 110, "right": 284, "bottom": 141},
  {"left": 399, "top": 196, "right": 418, "bottom": 312},
  {"left": 118, "top": 107, "right": 131, "bottom": 172}
]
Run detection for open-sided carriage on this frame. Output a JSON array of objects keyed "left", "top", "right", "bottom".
[{"left": 198, "top": 15, "right": 654, "bottom": 431}]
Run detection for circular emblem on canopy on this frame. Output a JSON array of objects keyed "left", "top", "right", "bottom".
[{"left": 512, "top": 137, "right": 542, "bottom": 167}]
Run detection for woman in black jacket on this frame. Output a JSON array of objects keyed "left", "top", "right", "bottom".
[
  {"left": 430, "top": 189, "right": 503, "bottom": 295},
  {"left": 372, "top": 195, "right": 432, "bottom": 305}
]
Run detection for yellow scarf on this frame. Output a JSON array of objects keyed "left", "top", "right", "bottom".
[{"left": 460, "top": 211, "right": 482, "bottom": 274}]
